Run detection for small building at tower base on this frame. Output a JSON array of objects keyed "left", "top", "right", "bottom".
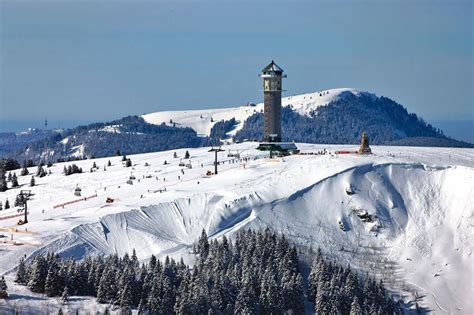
[{"left": 256, "top": 142, "right": 299, "bottom": 156}]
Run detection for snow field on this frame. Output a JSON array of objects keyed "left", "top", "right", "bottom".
[{"left": 0, "top": 143, "right": 472, "bottom": 313}]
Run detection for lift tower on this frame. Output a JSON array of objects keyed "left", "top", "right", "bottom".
[{"left": 208, "top": 147, "right": 224, "bottom": 175}]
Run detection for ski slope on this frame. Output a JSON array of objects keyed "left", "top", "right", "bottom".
[
  {"left": 142, "top": 88, "right": 364, "bottom": 137},
  {"left": 0, "top": 143, "right": 472, "bottom": 313}
]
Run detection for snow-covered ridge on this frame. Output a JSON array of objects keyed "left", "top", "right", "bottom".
[
  {"left": 0, "top": 143, "right": 472, "bottom": 313},
  {"left": 142, "top": 88, "right": 368, "bottom": 137}
]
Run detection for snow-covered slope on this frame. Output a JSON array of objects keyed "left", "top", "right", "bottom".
[
  {"left": 0, "top": 143, "right": 472, "bottom": 313},
  {"left": 142, "top": 88, "right": 364, "bottom": 137}
]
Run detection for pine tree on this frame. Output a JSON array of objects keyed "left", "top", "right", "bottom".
[
  {"left": 285, "top": 274, "right": 304, "bottom": 314},
  {"left": 173, "top": 152, "right": 178, "bottom": 158},
  {"left": 28, "top": 256, "right": 48, "bottom": 293},
  {"left": 0, "top": 201, "right": 2, "bottom": 211},
  {"left": 122, "top": 155, "right": 127, "bottom": 162},
  {"left": 350, "top": 296, "right": 362, "bottom": 315},
  {"left": 147, "top": 280, "right": 162, "bottom": 313},
  {"left": 234, "top": 274, "right": 257, "bottom": 315},
  {"left": 61, "top": 286, "right": 69, "bottom": 304},
  {"left": 196, "top": 229, "right": 209, "bottom": 261},
  {"left": 314, "top": 260, "right": 332, "bottom": 315},
  {"left": 0, "top": 168, "right": 7, "bottom": 192},
  {"left": 45, "top": 259, "right": 61, "bottom": 297},
  {"left": 125, "top": 159, "right": 132, "bottom": 167},
  {"left": 174, "top": 272, "right": 192, "bottom": 314},
  {"left": 15, "top": 257, "right": 28, "bottom": 284},
  {"left": 184, "top": 150, "right": 190, "bottom": 159},
  {"left": 14, "top": 193, "right": 25, "bottom": 207},
  {"left": 7, "top": 172, "right": 12, "bottom": 181},
  {"left": 137, "top": 297, "right": 147, "bottom": 315},
  {"left": 97, "top": 266, "right": 117, "bottom": 304},
  {"left": 343, "top": 268, "right": 358, "bottom": 307},
  {"left": 160, "top": 276, "right": 175, "bottom": 314},
  {"left": 0, "top": 276, "right": 8, "bottom": 298},
  {"left": 11, "top": 173, "right": 18, "bottom": 188},
  {"left": 119, "top": 283, "right": 133, "bottom": 309},
  {"left": 36, "top": 165, "right": 46, "bottom": 177},
  {"left": 107, "top": 160, "right": 112, "bottom": 167},
  {"left": 57, "top": 309, "right": 64, "bottom": 315},
  {"left": 259, "top": 265, "right": 282, "bottom": 314},
  {"left": 92, "top": 161, "right": 97, "bottom": 169},
  {"left": 20, "top": 165, "right": 29, "bottom": 176},
  {"left": 30, "top": 176, "right": 35, "bottom": 187},
  {"left": 308, "top": 248, "right": 324, "bottom": 301},
  {"left": 5, "top": 199, "right": 10, "bottom": 209}
]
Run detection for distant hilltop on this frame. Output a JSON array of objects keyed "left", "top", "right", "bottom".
[
  {"left": 142, "top": 88, "right": 366, "bottom": 138},
  {"left": 1, "top": 88, "right": 472, "bottom": 163}
]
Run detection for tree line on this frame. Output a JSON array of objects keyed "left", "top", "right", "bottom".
[
  {"left": 235, "top": 93, "right": 469, "bottom": 147},
  {"left": 12, "top": 229, "right": 401, "bottom": 314}
]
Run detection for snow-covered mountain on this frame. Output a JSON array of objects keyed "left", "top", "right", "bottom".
[
  {"left": 0, "top": 142, "right": 472, "bottom": 313},
  {"left": 3, "top": 88, "right": 470, "bottom": 164},
  {"left": 142, "top": 88, "right": 362, "bottom": 137}
]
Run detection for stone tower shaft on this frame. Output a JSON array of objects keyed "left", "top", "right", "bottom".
[{"left": 259, "top": 61, "right": 286, "bottom": 142}]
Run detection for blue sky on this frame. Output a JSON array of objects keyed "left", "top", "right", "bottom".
[{"left": 0, "top": 0, "right": 472, "bottom": 132}]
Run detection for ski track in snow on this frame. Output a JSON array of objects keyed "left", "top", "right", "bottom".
[{"left": 0, "top": 142, "right": 473, "bottom": 313}]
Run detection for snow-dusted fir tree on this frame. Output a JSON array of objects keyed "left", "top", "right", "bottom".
[
  {"left": 0, "top": 276, "right": 8, "bottom": 298},
  {"left": 259, "top": 265, "right": 282, "bottom": 314},
  {"left": 350, "top": 296, "right": 362, "bottom": 314},
  {"left": 11, "top": 173, "right": 18, "bottom": 187},
  {"left": 61, "top": 286, "right": 69, "bottom": 305},
  {"left": 147, "top": 281, "right": 162, "bottom": 314},
  {"left": 15, "top": 257, "right": 28, "bottom": 284},
  {"left": 97, "top": 265, "right": 118, "bottom": 303},
  {"left": 30, "top": 176, "right": 35, "bottom": 187},
  {"left": 234, "top": 273, "right": 257, "bottom": 314},
  {"left": 36, "top": 165, "right": 46, "bottom": 177},
  {"left": 28, "top": 256, "right": 48, "bottom": 293},
  {"left": 0, "top": 167, "right": 7, "bottom": 192},
  {"left": 20, "top": 164, "right": 29, "bottom": 176},
  {"left": 44, "top": 258, "right": 62, "bottom": 297},
  {"left": 196, "top": 229, "right": 209, "bottom": 261},
  {"left": 14, "top": 193, "right": 25, "bottom": 207},
  {"left": 118, "top": 280, "right": 133, "bottom": 309}
]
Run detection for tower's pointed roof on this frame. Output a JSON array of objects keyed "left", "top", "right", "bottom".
[{"left": 261, "top": 60, "right": 284, "bottom": 73}]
